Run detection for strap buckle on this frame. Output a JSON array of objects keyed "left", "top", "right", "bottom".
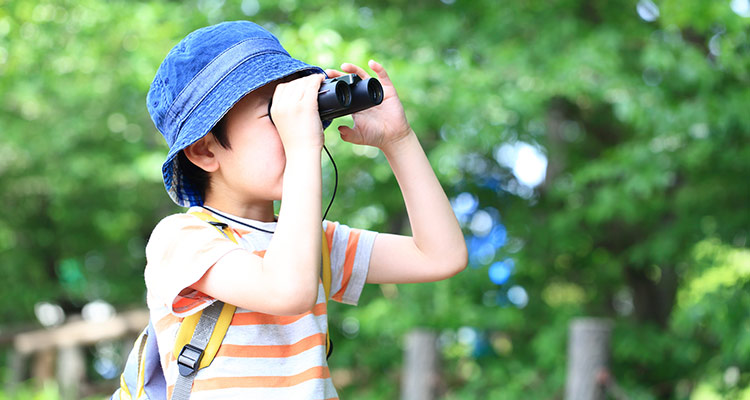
[
  {"left": 177, "top": 344, "right": 204, "bottom": 377},
  {"left": 207, "top": 221, "right": 228, "bottom": 229}
]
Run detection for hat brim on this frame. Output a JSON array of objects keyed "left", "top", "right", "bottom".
[{"left": 162, "top": 54, "right": 325, "bottom": 207}]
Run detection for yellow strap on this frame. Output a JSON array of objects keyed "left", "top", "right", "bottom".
[
  {"left": 119, "top": 331, "right": 145, "bottom": 399},
  {"left": 189, "top": 211, "right": 239, "bottom": 243},
  {"left": 321, "top": 229, "right": 332, "bottom": 301},
  {"left": 119, "top": 374, "right": 132, "bottom": 399},
  {"left": 135, "top": 333, "right": 147, "bottom": 398},
  {"left": 173, "top": 301, "right": 236, "bottom": 370},
  {"left": 320, "top": 229, "right": 332, "bottom": 356}
]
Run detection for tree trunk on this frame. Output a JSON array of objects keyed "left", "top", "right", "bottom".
[
  {"left": 565, "top": 318, "right": 612, "bottom": 400},
  {"left": 401, "top": 329, "right": 440, "bottom": 400}
]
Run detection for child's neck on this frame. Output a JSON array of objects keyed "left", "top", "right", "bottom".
[{"left": 202, "top": 198, "right": 276, "bottom": 222}]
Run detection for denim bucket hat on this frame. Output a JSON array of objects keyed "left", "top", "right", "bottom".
[{"left": 147, "top": 21, "right": 325, "bottom": 207}]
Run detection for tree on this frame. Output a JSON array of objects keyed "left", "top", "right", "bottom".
[{"left": 1, "top": 0, "right": 748, "bottom": 398}]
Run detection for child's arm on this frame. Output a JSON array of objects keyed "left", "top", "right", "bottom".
[
  {"left": 189, "top": 74, "right": 325, "bottom": 315},
  {"left": 325, "top": 61, "right": 467, "bottom": 284}
]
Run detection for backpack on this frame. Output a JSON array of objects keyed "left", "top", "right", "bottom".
[{"left": 112, "top": 211, "right": 333, "bottom": 400}]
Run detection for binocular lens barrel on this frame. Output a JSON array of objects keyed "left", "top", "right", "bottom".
[
  {"left": 318, "top": 74, "right": 384, "bottom": 122},
  {"left": 368, "top": 79, "right": 384, "bottom": 104},
  {"left": 347, "top": 78, "right": 383, "bottom": 113},
  {"left": 317, "top": 80, "right": 352, "bottom": 112}
]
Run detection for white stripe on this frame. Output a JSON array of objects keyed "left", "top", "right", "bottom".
[
  {"left": 187, "top": 377, "right": 337, "bottom": 400},
  {"left": 340, "top": 229, "right": 376, "bottom": 305},
  {"left": 221, "top": 313, "right": 328, "bottom": 346},
  {"left": 188, "top": 346, "right": 328, "bottom": 378},
  {"left": 329, "top": 222, "right": 349, "bottom": 294}
]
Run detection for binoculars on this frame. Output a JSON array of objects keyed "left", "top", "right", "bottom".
[
  {"left": 317, "top": 73, "right": 384, "bottom": 121},
  {"left": 268, "top": 73, "right": 383, "bottom": 125}
]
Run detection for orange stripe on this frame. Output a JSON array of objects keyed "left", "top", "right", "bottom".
[
  {"left": 216, "top": 333, "right": 326, "bottom": 358},
  {"left": 172, "top": 299, "right": 210, "bottom": 314},
  {"left": 253, "top": 249, "right": 266, "bottom": 257},
  {"left": 155, "top": 314, "right": 182, "bottom": 334},
  {"left": 332, "top": 229, "right": 360, "bottom": 302},
  {"left": 231, "top": 302, "right": 326, "bottom": 326},
  {"left": 325, "top": 222, "right": 335, "bottom": 254},
  {"left": 172, "top": 289, "right": 212, "bottom": 312},
  {"left": 172, "top": 296, "right": 193, "bottom": 310},
  {"left": 186, "top": 366, "right": 331, "bottom": 391},
  {"left": 233, "top": 227, "right": 251, "bottom": 236},
  {"left": 163, "top": 351, "right": 174, "bottom": 372}
]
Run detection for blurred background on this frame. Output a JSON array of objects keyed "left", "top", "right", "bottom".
[{"left": 1, "top": 0, "right": 749, "bottom": 399}]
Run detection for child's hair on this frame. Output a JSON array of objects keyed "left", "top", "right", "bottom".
[{"left": 176, "top": 116, "right": 230, "bottom": 201}]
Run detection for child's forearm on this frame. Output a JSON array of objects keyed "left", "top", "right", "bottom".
[
  {"left": 191, "top": 151, "right": 322, "bottom": 316},
  {"left": 381, "top": 131, "right": 468, "bottom": 274},
  {"left": 263, "top": 149, "right": 322, "bottom": 311}
]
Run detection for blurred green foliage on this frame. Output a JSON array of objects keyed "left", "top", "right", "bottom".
[{"left": 1, "top": 0, "right": 749, "bottom": 399}]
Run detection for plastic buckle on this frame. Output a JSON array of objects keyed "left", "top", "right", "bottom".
[
  {"left": 177, "top": 344, "right": 204, "bottom": 377},
  {"left": 207, "top": 221, "right": 228, "bottom": 229}
]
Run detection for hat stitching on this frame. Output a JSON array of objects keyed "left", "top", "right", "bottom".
[
  {"left": 165, "top": 36, "right": 284, "bottom": 122},
  {"left": 166, "top": 48, "right": 288, "bottom": 147}
]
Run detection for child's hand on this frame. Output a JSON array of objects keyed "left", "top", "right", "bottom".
[
  {"left": 270, "top": 74, "right": 325, "bottom": 153},
  {"left": 325, "top": 60, "right": 412, "bottom": 151}
]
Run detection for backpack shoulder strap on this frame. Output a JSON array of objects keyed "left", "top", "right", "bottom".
[
  {"left": 114, "top": 325, "right": 149, "bottom": 399},
  {"left": 320, "top": 228, "right": 334, "bottom": 358},
  {"left": 168, "top": 212, "right": 240, "bottom": 400},
  {"left": 321, "top": 229, "right": 332, "bottom": 301},
  {"left": 171, "top": 301, "right": 225, "bottom": 400},
  {"left": 189, "top": 210, "right": 239, "bottom": 243},
  {"left": 174, "top": 211, "right": 239, "bottom": 370}
]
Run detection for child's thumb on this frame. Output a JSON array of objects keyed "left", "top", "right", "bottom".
[{"left": 337, "top": 125, "right": 357, "bottom": 142}]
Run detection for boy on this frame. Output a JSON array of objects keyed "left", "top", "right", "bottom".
[{"left": 145, "top": 21, "right": 466, "bottom": 399}]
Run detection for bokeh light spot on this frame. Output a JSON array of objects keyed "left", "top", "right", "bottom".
[{"left": 489, "top": 259, "right": 514, "bottom": 285}]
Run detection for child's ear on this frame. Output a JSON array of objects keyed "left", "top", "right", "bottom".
[{"left": 183, "top": 134, "right": 220, "bottom": 172}]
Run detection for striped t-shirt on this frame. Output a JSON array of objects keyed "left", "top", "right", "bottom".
[{"left": 144, "top": 207, "right": 376, "bottom": 399}]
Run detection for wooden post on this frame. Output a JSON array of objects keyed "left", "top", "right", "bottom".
[
  {"left": 6, "top": 349, "right": 28, "bottom": 394},
  {"left": 565, "top": 318, "right": 612, "bottom": 400},
  {"left": 401, "top": 329, "right": 439, "bottom": 400},
  {"left": 31, "top": 348, "right": 56, "bottom": 384},
  {"left": 57, "top": 345, "right": 85, "bottom": 400}
]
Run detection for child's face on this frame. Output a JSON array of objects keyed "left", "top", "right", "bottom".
[{"left": 210, "top": 78, "right": 291, "bottom": 203}]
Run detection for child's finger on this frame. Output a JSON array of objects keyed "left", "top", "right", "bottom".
[
  {"left": 337, "top": 125, "right": 358, "bottom": 143},
  {"left": 368, "top": 60, "right": 392, "bottom": 84},
  {"left": 324, "top": 68, "right": 345, "bottom": 78},
  {"left": 338, "top": 125, "right": 352, "bottom": 139},
  {"left": 340, "top": 63, "right": 371, "bottom": 79}
]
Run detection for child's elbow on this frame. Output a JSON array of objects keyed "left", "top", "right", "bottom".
[
  {"left": 447, "top": 244, "right": 468, "bottom": 277},
  {"left": 275, "top": 284, "right": 319, "bottom": 316},
  {"left": 434, "top": 243, "right": 468, "bottom": 280}
]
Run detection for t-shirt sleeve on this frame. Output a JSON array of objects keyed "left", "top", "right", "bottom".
[
  {"left": 323, "top": 220, "right": 377, "bottom": 305},
  {"left": 144, "top": 213, "right": 243, "bottom": 317}
]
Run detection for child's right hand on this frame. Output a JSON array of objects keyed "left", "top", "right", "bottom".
[{"left": 269, "top": 74, "right": 325, "bottom": 154}]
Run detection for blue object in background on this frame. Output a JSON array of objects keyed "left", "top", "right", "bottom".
[
  {"left": 488, "top": 258, "right": 514, "bottom": 285},
  {"left": 488, "top": 224, "right": 507, "bottom": 248}
]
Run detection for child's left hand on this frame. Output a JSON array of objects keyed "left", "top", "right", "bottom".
[{"left": 325, "top": 60, "right": 412, "bottom": 151}]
